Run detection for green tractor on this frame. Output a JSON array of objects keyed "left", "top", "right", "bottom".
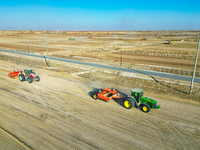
[
  {"left": 69, "top": 37, "right": 75, "bottom": 40},
  {"left": 124, "top": 88, "right": 160, "bottom": 113}
]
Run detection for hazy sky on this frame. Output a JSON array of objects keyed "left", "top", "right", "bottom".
[{"left": 0, "top": 0, "right": 200, "bottom": 30}]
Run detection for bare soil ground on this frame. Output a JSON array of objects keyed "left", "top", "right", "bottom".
[
  {"left": 0, "top": 30, "right": 200, "bottom": 149},
  {"left": 1, "top": 60, "right": 200, "bottom": 150},
  {"left": 0, "top": 30, "right": 200, "bottom": 71}
]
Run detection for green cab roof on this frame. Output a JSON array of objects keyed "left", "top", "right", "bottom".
[{"left": 131, "top": 88, "right": 144, "bottom": 93}]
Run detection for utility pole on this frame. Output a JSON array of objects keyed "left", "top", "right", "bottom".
[
  {"left": 27, "top": 43, "right": 29, "bottom": 53},
  {"left": 45, "top": 31, "right": 49, "bottom": 63},
  {"left": 190, "top": 34, "right": 200, "bottom": 94},
  {"left": 120, "top": 51, "right": 122, "bottom": 67}
]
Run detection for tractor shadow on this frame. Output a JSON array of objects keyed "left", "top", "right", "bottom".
[
  {"left": 111, "top": 90, "right": 128, "bottom": 107},
  {"left": 88, "top": 87, "right": 100, "bottom": 98}
]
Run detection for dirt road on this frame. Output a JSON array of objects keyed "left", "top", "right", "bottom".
[{"left": 0, "top": 60, "right": 200, "bottom": 150}]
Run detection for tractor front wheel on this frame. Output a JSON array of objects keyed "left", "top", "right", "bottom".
[
  {"left": 19, "top": 74, "right": 25, "bottom": 82},
  {"left": 28, "top": 77, "right": 33, "bottom": 83},
  {"left": 124, "top": 98, "right": 135, "bottom": 109},
  {"left": 93, "top": 92, "right": 98, "bottom": 100},
  {"left": 36, "top": 76, "right": 40, "bottom": 82},
  {"left": 140, "top": 104, "right": 151, "bottom": 113}
]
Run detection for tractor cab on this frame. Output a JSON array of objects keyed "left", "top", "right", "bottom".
[
  {"left": 131, "top": 88, "right": 144, "bottom": 103},
  {"left": 130, "top": 88, "right": 161, "bottom": 111},
  {"left": 24, "top": 68, "right": 33, "bottom": 75}
]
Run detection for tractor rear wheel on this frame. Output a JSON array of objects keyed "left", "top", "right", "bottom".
[
  {"left": 28, "top": 77, "right": 33, "bottom": 83},
  {"left": 124, "top": 98, "right": 135, "bottom": 109},
  {"left": 36, "top": 76, "right": 40, "bottom": 82},
  {"left": 140, "top": 104, "right": 151, "bottom": 113},
  {"left": 93, "top": 92, "right": 98, "bottom": 100},
  {"left": 19, "top": 74, "right": 25, "bottom": 82}
]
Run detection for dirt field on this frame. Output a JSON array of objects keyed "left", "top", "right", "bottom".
[
  {"left": 0, "top": 30, "right": 200, "bottom": 71},
  {"left": 0, "top": 30, "right": 200, "bottom": 149},
  {"left": 1, "top": 60, "right": 200, "bottom": 150}
]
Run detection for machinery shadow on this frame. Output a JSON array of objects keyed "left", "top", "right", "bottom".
[
  {"left": 88, "top": 87, "right": 99, "bottom": 98},
  {"left": 112, "top": 98, "right": 124, "bottom": 107},
  {"left": 111, "top": 89, "right": 128, "bottom": 107},
  {"left": 126, "top": 68, "right": 189, "bottom": 94}
]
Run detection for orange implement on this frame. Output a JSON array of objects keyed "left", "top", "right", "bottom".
[
  {"left": 8, "top": 69, "right": 23, "bottom": 78},
  {"left": 97, "top": 87, "right": 124, "bottom": 101}
]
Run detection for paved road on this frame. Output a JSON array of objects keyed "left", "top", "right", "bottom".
[{"left": 1, "top": 49, "right": 200, "bottom": 83}]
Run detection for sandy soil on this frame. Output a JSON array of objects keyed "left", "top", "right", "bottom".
[{"left": 1, "top": 60, "right": 200, "bottom": 150}]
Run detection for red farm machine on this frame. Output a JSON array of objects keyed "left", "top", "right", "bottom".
[
  {"left": 8, "top": 68, "right": 40, "bottom": 83},
  {"left": 8, "top": 69, "right": 23, "bottom": 78}
]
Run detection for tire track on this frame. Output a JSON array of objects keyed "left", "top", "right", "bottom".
[
  {"left": 0, "top": 126, "right": 32, "bottom": 150},
  {"left": 72, "top": 108, "right": 185, "bottom": 150},
  {"left": 154, "top": 111, "right": 200, "bottom": 138},
  {"left": 0, "top": 86, "right": 178, "bottom": 150},
  {"left": 1, "top": 64, "right": 200, "bottom": 150},
  {"left": 0, "top": 78, "right": 133, "bottom": 149},
  {"left": 146, "top": 116, "right": 199, "bottom": 150},
  {"left": 0, "top": 75, "right": 182, "bottom": 149},
  {"left": 0, "top": 105, "right": 80, "bottom": 150},
  {"left": 0, "top": 99, "right": 132, "bottom": 150}
]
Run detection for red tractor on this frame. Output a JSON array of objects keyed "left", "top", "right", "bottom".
[
  {"left": 19, "top": 68, "right": 40, "bottom": 83},
  {"left": 8, "top": 69, "right": 23, "bottom": 78}
]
